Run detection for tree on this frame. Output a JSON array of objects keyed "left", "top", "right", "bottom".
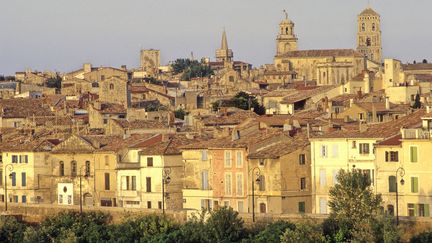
[
  {"left": 253, "top": 220, "right": 295, "bottom": 243},
  {"left": 422, "top": 59, "right": 428, "bottom": 64},
  {"left": 171, "top": 58, "right": 214, "bottom": 81},
  {"left": 213, "top": 92, "right": 266, "bottom": 115},
  {"left": 328, "top": 169, "right": 384, "bottom": 242},
  {"left": 410, "top": 231, "right": 432, "bottom": 243},
  {"left": 205, "top": 207, "right": 245, "bottom": 242},
  {"left": 0, "top": 216, "right": 26, "bottom": 243},
  {"left": 412, "top": 93, "right": 421, "bottom": 109},
  {"left": 281, "top": 219, "right": 326, "bottom": 243},
  {"left": 174, "top": 108, "right": 187, "bottom": 120},
  {"left": 46, "top": 75, "right": 62, "bottom": 89}
]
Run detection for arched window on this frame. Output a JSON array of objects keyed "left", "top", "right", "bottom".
[
  {"left": 285, "top": 27, "right": 289, "bottom": 34},
  {"left": 85, "top": 161, "right": 90, "bottom": 177},
  {"left": 109, "top": 83, "right": 114, "bottom": 90},
  {"left": 388, "top": 176, "right": 396, "bottom": 192},
  {"left": 372, "top": 23, "right": 376, "bottom": 31},
  {"left": 71, "top": 161, "right": 77, "bottom": 177},
  {"left": 59, "top": 161, "right": 64, "bottom": 176},
  {"left": 258, "top": 175, "right": 265, "bottom": 191},
  {"left": 366, "top": 37, "right": 371, "bottom": 47},
  {"left": 361, "top": 23, "right": 365, "bottom": 31}
]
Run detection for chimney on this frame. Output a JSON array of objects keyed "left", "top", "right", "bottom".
[
  {"left": 83, "top": 63, "right": 92, "bottom": 73},
  {"left": 349, "top": 98, "right": 354, "bottom": 108},
  {"left": 385, "top": 97, "right": 390, "bottom": 110}
]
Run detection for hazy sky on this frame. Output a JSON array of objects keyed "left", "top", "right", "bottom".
[{"left": 1, "top": 0, "right": 431, "bottom": 75}]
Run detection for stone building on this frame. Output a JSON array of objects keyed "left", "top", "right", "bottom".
[
  {"left": 98, "top": 76, "right": 130, "bottom": 108},
  {"left": 140, "top": 49, "right": 160, "bottom": 75},
  {"left": 215, "top": 30, "right": 233, "bottom": 63},
  {"left": 356, "top": 7, "right": 382, "bottom": 64}
]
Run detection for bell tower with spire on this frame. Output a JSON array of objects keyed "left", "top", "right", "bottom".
[
  {"left": 276, "top": 10, "right": 298, "bottom": 56},
  {"left": 357, "top": 6, "right": 382, "bottom": 63},
  {"left": 216, "top": 29, "right": 233, "bottom": 63}
]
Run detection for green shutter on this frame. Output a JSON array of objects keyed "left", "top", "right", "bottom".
[
  {"left": 411, "top": 177, "right": 419, "bottom": 193},
  {"left": 410, "top": 146, "right": 418, "bottom": 162},
  {"left": 425, "top": 204, "right": 430, "bottom": 217},
  {"left": 414, "top": 204, "right": 419, "bottom": 216}
]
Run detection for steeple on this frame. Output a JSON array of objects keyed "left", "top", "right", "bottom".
[
  {"left": 221, "top": 29, "right": 228, "bottom": 50},
  {"left": 276, "top": 10, "right": 298, "bottom": 56},
  {"left": 216, "top": 29, "right": 233, "bottom": 63}
]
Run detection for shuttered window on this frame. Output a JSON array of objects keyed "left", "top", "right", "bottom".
[
  {"left": 410, "top": 146, "right": 418, "bottom": 162},
  {"left": 411, "top": 177, "right": 419, "bottom": 193}
]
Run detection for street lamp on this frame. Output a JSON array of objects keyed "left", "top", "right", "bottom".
[
  {"left": 162, "top": 168, "right": 172, "bottom": 215},
  {"left": 250, "top": 167, "right": 261, "bottom": 223},
  {"left": 395, "top": 167, "right": 405, "bottom": 225},
  {"left": 4, "top": 164, "right": 13, "bottom": 212}
]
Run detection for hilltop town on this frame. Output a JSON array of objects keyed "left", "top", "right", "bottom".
[{"left": 0, "top": 7, "right": 431, "bottom": 221}]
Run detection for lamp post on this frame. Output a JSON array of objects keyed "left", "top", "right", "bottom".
[
  {"left": 4, "top": 164, "right": 13, "bottom": 212},
  {"left": 250, "top": 167, "right": 261, "bottom": 223},
  {"left": 79, "top": 165, "right": 87, "bottom": 215},
  {"left": 395, "top": 167, "right": 405, "bottom": 225},
  {"left": 162, "top": 168, "right": 171, "bottom": 215}
]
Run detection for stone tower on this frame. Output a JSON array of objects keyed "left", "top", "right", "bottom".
[
  {"left": 276, "top": 11, "right": 298, "bottom": 56},
  {"left": 216, "top": 30, "right": 233, "bottom": 63},
  {"left": 357, "top": 7, "right": 382, "bottom": 64}
]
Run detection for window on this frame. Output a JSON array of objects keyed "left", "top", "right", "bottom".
[
  {"left": 19, "top": 155, "right": 28, "bottom": 163},
  {"left": 320, "top": 145, "right": 328, "bottom": 158},
  {"left": 361, "top": 23, "right": 365, "bottom": 31},
  {"left": 259, "top": 203, "right": 267, "bottom": 213},
  {"left": 388, "top": 176, "right": 396, "bottom": 192},
  {"left": 109, "top": 83, "right": 114, "bottom": 90},
  {"left": 21, "top": 172, "right": 26, "bottom": 187},
  {"left": 146, "top": 177, "right": 151, "bottom": 192},
  {"left": 372, "top": 23, "right": 376, "bottom": 31},
  {"left": 387, "top": 205, "right": 394, "bottom": 216},
  {"left": 352, "top": 141, "right": 357, "bottom": 148},
  {"left": 22, "top": 195, "right": 27, "bottom": 203},
  {"left": 201, "top": 150, "right": 208, "bottom": 161},
  {"left": 332, "top": 144, "right": 339, "bottom": 158},
  {"left": 258, "top": 175, "right": 265, "bottom": 191},
  {"left": 147, "top": 157, "right": 153, "bottom": 167},
  {"left": 225, "top": 173, "right": 232, "bottom": 195},
  {"left": 0, "top": 155, "right": 2, "bottom": 163},
  {"left": 104, "top": 155, "right": 109, "bottom": 166},
  {"left": 147, "top": 201, "right": 152, "bottom": 209},
  {"left": 104, "top": 173, "right": 110, "bottom": 190},
  {"left": 59, "top": 195, "right": 63, "bottom": 204},
  {"left": 408, "top": 203, "right": 415, "bottom": 217},
  {"left": 366, "top": 37, "right": 371, "bottom": 46},
  {"left": 319, "top": 198, "right": 327, "bottom": 214},
  {"left": 359, "top": 143, "right": 370, "bottom": 155},
  {"left": 201, "top": 170, "right": 209, "bottom": 190},
  {"left": 0, "top": 171, "right": 2, "bottom": 186},
  {"left": 59, "top": 161, "right": 65, "bottom": 176},
  {"left": 259, "top": 159, "right": 265, "bottom": 166},
  {"left": 11, "top": 172, "right": 16, "bottom": 186},
  {"left": 385, "top": 151, "right": 399, "bottom": 162},
  {"left": 224, "top": 151, "right": 232, "bottom": 167},
  {"left": 418, "top": 204, "right": 430, "bottom": 217},
  {"left": 299, "top": 154, "right": 306, "bottom": 165},
  {"left": 236, "top": 151, "right": 243, "bottom": 168},
  {"left": 300, "top": 177, "right": 306, "bottom": 190},
  {"left": 13, "top": 196, "right": 18, "bottom": 203},
  {"left": 71, "top": 161, "right": 77, "bottom": 177},
  {"left": 298, "top": 202, "right": 306, "bottom": 213},
  {"left": 12, "top": 155, "right": 18, "bottom": 163},
  {"left": 238, "top": 201, "right": 244, "bottom": 213},
  {"left": 320, "top": 170, "right": 326, "bottom": 187},
  {"left": 158, "top": 201, "right": 162, "bottom": 209},
  {"left": 201, "top": 199, "right": 212, "bottom": 210},
  {"left": 236, "top": 174, "right": 243, "bottom": 196},
  {"left": 101, "top": 75, "right": 105, "bottom": 81},
  {"left": 410, "top": 146, "right": 418, "bottom": 162},
  {"left": 85, "top": 161, "right": 90, "bottom": 177},
  {"left": 411, "top": 177, "right": 419, "bottom": 193}
]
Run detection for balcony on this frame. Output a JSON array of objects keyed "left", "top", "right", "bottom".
[{"left": 402, "top": 129, "right": 431, "bottom": 139}]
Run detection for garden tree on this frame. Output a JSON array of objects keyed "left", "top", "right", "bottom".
[
  {"left": 422, "top": 59, "right": 428, "bottom": 64},
  {"left": 205, "top": 207, "right": 246, "bottom": 242},
  {"left": 281, "top": 218, "right": 326, "bottom": 243},
  {"left": 412, "top": 93, "right": 421, "bottom": 109},
  {"left": 171, "top": 58, "right": 213, "bottom": 81},
  {"left": 0, "top": 216, "right": 26, "bottom": 243},
  {"left": 410, "top": 231, "right": 432, "bottom": 243},
  {"left": 328, "top": 169, "right": 386, "bottom": 242},
  {"left": 252, "top": 220, "right": 295, "bottom": 243},
  {"left": 46, "top": 75, "right": 62, "bottom": 89},
  {"left": 213, "top": 92, "right": 266, "bottom": 115}
]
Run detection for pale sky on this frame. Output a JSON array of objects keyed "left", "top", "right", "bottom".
[{"left": 1, "top": 0, "right": 431, "bottom": 75}]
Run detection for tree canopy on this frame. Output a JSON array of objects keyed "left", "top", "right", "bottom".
[
  {"left": 170, "top": 58, "right": 213, "bottom": 81},
  {"left": 213, "top": 91, "right": 266, "bottom": 115}
]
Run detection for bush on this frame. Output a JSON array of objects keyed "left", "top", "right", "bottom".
[
  {"left": 0, "top": 216, "right": 26, "bottom": 243},
  {"left": 410, "top": 231, "right": 432, "bottom": 243},
  {"left": 252, "top": 220, "right": 295, "bottom": 242},
  {"left": 281, "top": 219, "right": 326, "bottom": 243},
  {"left": 206, "top": 207, "right": 245, "bottom": 242}
]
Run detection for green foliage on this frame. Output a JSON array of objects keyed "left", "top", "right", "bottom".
[
  {"left": 171, "top": 58, "right": 213, "bottom": 81},
  {"left": 0, "top": 75, "right": 15, "bottom": 81},
  {"left": 410, "top": 231, "right": 432, "bottom": 243},
  {"left": 0, "top": 216, "right": 26, "bottom": 243},
  {"left": 174, "top": 108, "right": 187, "bottom": 120},
  {"left": 206, "top": 207, "right": 245, "bottom": 243},
  {"left": 213, "top": 91, "right": 266, "bottom": 115},
  {"left": 412, "top": 93, "right": 421, "bottom": 109},
  {"left": 281, "top": 219, "right": 326, "bottom": 243},
  {"left": 46, "top": 75, "right": 62, "bottom": 89},
  {"left": 252, "top": 220, "right": 296, "bottom": 243}
]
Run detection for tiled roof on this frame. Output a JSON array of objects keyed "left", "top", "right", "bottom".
[
  {"left": 314, "top": 109, "right": 425, "bottom": 139},
  {"left": 278, "top": 49, "right": 363, "bottom": 58},
  {"left": 376, "top": 135, "right": 402, "bottom": 146},
  {"left": 359, "top": 7, "right": 380, "bottom": 16},
  {"left": 98, "top": 103, "right": 127, "bottom": 114},
  {"left": 281, "top": 86, "right": 338, "bottom": 104},
  {"left": 139, "top": 135, "right": 201, "bottom": 155},
  {"left": 248, "top": 137, "right": 309, "bottom": 159},
  {"left": 402, "top": 63, "right": 432, "bottom": 71},
  {"left": 0, "top": 98, "right": 55, "bottom": 118},
  {"left": 202, "top": 109, "right": 258, "bottom": 126},
  {"left": 113, "top": 119, "right": 168, "bottom": 130},
  {"left": 256, "top": 115, "right": 291, "bottom": 126}
]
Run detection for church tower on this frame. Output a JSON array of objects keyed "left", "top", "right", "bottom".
[
  {"left": 276, "top": 11, "right": 298, "bottom": 56},
  {"left": 357, "top": 7, "right": 382, "bottom": 63},
  {"left": 216, "top": 30, "right": 233, "bottom": 63}
]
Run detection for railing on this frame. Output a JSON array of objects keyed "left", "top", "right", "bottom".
[{"left": 402, "top": 129, "right": 431, "bottom": 139}]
